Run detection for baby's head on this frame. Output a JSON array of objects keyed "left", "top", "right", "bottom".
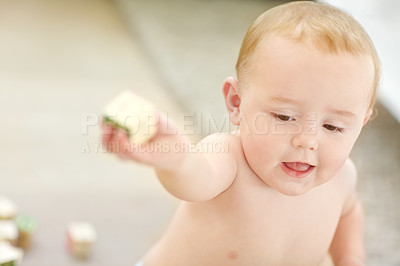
[
  {"left": 223, "top": 1, "right": 380, "bottom": 196},
  {"left": 236, "top": 1, "right": 380, "bottom": 110}
]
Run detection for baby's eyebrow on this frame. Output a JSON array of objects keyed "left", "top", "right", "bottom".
[
  {"left": 268, "top": 96, "right": 356, "bottom": 118},
  {"left": 327, "top": 108, "right": 356, "bottom": 118},
  {"left": 268, "top": 96, "right": 299, "bottom": 104}
]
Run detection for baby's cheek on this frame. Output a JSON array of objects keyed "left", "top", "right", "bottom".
[
  {"left": 242, "top": 136, "right": 281, "bottom": 180},
  {"left": 252, "top": 114, "right": 273, "bottom": 134},
  {"left": 318, "top": 141, "right": 351, "bottom": 180},
  {"left": 251, "top": 134, "right": 285, "bottom": 162}
]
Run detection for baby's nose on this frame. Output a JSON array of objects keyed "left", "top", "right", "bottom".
[{"left": 291, "top": 132, "right": 318, "bottom": 151}]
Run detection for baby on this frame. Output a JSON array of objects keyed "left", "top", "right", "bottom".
[{"left": 102, "top": 1, "right": 380, "bottom": 265}]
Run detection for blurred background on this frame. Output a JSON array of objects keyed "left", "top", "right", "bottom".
[{"left": 0, "top": 0, "right": 398, "bottom": 265}]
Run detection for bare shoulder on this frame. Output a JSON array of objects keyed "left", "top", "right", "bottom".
[
  {"left": 336, "top": 158, "right": 358, "bottom": 191},
  {"left": 335, "top": 158, "right": 359, "bottom": 215},
  {"left": 198, "top": 131, "right": 243, "bottom": 158},
  {"left": 197, "top": 132, "right": 243, "bottom": 193}
]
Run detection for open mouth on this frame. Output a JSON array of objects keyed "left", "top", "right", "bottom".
[{"left": 280, "top": 162, "right": 315, "bottom": 178}]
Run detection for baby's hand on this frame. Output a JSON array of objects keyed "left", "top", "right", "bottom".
[{"left": 101, "top": 111, "right": 188, "bottom": 171}]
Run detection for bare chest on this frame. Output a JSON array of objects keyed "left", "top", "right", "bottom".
[
  {"left": 230, "top": 192, "right": 338, "bottom": 251},
  {"left": 147, "top": 177, "right": 345, "bottom": 266}
]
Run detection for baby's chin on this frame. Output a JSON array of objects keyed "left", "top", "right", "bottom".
[
  {"left": 273, "top": 177, "right": 331, "bottom": 197},
  {"left": 276, "top": 187, "right": 311, "bottom": 197},
  {"left": 271, "top": 180, "right": 320, "bottom": 197}
]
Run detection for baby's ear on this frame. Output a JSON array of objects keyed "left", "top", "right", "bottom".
[
  {"left": 363, "top": 108, "right": 373, "bottom": 126},
  {"left": 222, "top": 77, "right": 241, "bottom": 125}
]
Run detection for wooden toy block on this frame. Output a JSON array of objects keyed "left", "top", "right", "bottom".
[
  {"left": 14, "top": 214, "right": 38, "bottom": 250},
  {"left": 0, "top": 241, "right": 23, "bottom": 266},
  {"left": 0, "top": 198, "right": 17, "bottom": 220},
  {"left": 67, "top": 222, "right": 96, "bottom": 259},
  {"left": 103, "top": 91, "right": 157, "bottom": 145},
  {"left": 0, "top": 221, "right": 18, "bottom": 246}
]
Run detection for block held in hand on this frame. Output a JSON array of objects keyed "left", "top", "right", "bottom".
[{"left": 103, "top": 91, "right": 157, "bottom": 145}]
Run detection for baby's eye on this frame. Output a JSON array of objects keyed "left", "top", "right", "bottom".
[
  {"left": 273, "top": 113, "right": 295, "bottom": 122},
  {"left": 323, "top": 124, "right": 344, "bottom": 133}
]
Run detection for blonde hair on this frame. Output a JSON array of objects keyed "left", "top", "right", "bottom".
[{"left": 236, "top": 1, "right": 381, "bottom": 110}]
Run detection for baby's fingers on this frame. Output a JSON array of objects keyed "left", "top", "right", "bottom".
[
  {"left": 101, "top": 120, "right": 132, "bottom": 158},
  {"left": 101, "top": 121, "right": 116, "bottom": 145},
  {"left": 110, "top": 130, "right": 133, "bottom": 158}
]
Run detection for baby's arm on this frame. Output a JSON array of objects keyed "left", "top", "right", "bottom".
[
  {"left": 101, "top": 95, "right": 238, "bottom": 202},
  {"left": 329, "top": 161, "right": 365, "bottom": 266},
  {"left": 156, "top": 133, "right": 238, "bottom": 201}
]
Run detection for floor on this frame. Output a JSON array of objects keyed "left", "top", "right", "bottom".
[
  {"left": 0, "top": 0, "right": 398, "bottom": 265},
  {"left": 0, "top": 0, "right": 180, "bottom": 265}
]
